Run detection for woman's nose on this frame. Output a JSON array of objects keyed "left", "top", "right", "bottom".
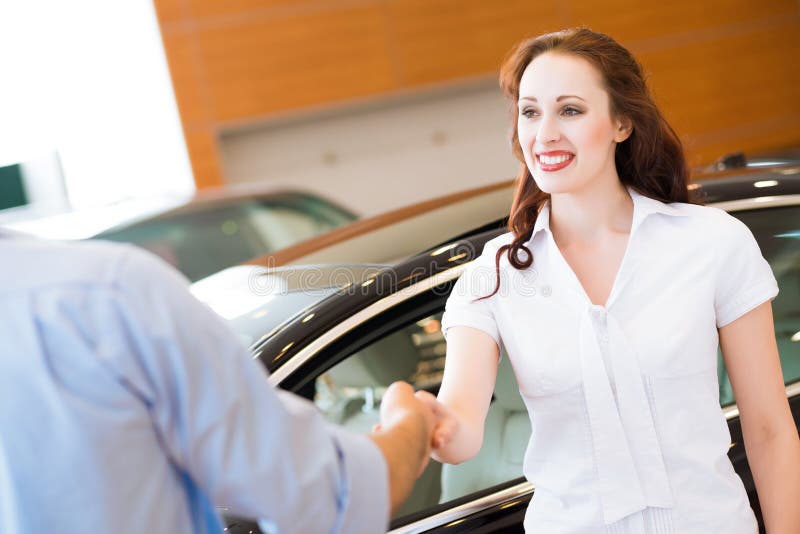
[{"left": 537, "top": 115, "right": 561, "bottom": 143}]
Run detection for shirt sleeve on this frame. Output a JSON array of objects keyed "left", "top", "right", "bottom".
[
  {"left": 109, "top": 247, "right": 390, "bottom": 533},
  {"left": 440, "top": 237, "right": 504, "bottom": 347},
  {"left": 713, "top": 212, "right": 779, "bottom": 328}
]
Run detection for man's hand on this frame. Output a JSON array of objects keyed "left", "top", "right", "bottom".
[{"left": 367, "top": 381, "right": 436, "bottom": 515}]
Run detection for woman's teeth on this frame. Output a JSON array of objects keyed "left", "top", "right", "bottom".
[{"left": 539, "top": 154, "right": 572, "bottom": 164}]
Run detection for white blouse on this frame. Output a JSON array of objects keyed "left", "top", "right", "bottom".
[{"left": 441, "top": 187, "right": 778, "bottom": 534}]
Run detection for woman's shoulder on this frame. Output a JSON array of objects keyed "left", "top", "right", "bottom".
[
  {"left": 666, "top": 201, "right": 751, "bottom": 240},
  {"left": 482, "top": 231, "right": 516, "bottom": 252},
  {"left": 476, "top": 231, "right": 520, "bottom": 266},
  {"left": 454, "top": 232, "right": 517, "bottom": 276}
]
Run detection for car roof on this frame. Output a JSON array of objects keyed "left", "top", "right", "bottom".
[
  {"left": 691, "top": 163, "right": 800, "bottom": 204},
  {"left": 1, "top": 195, "right": 191, "bottom": 240},
  {"left": 103, "top": 187, "right": 356, "bottom": 233},
  {"left": 1, "top": 186, "right": 353, "bottom": 240}
]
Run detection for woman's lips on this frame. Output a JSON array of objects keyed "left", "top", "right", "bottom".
[{"left": 536, "top": 152, "right": 575, "bottom": 172}]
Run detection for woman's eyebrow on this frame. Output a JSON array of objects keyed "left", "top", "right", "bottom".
[
  {"left": 558, "top": 94, "right": 586, "bottom": 102},
  {"left": 518, "top": 95, "right": 586, "bottom": 102}
]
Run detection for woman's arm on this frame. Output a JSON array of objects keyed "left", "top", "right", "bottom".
[
  {"left": 719, "top": 301, "right": 800, "bottom": 534},
  {"left": 422, "top": 326, "right": 500, "bottom": 465}
]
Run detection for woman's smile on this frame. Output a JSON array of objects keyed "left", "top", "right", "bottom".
[{"left": 536, "top": 150, "right": 575, "bottom": 172}]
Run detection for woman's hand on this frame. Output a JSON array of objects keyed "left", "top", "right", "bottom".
[{"left": 414, "top": 390, "right": 460, "bottom": 455}]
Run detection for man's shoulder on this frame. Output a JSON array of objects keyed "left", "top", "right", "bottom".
[{"left": 0, "top": 236, "right": 182, "bottom": 295}]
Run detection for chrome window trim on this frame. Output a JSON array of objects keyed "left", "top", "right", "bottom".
[
  {"left": 267, "top": 263, "right": 469, "bottom": 386},
  {"left": 709, "top": 194, "right": 800, "bottom": 212},
  {"left": 388, "top": 481, "right": 534, "bottom": 534},
  {"left": 264, "top": 193, "right": 799, "bottom": 532}
]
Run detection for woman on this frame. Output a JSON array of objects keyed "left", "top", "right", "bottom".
[{"left": 421, "top": 28, "right": 800, "bottom": 533}]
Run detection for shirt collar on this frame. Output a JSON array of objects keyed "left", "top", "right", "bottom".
[
  {"left": 529, "top": 185, "right": 685, "bottom": 242},
  {"left": 627, "top": 185, "right": 685, "bottom": 219}
]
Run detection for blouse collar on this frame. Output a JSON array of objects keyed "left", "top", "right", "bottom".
[{"left": 529, "top": 185, "right": 687, "bottom": 243}]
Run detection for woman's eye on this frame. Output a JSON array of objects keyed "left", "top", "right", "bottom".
[
  {"left": 520, "top": 108, "right": 538, "bottom": 118},
  {"left": 562, "top": 106, "right": 583, "bottom": 116}
]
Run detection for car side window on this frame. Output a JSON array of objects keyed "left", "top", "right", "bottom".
[
  {"left": 718, "top": 205, "right": 800, "bottom": 406},
  {"left": 100, "top": 205, "right": 266, "bottom": 282},
  {"left": 247, "top": 196, "right": 354, "bottom": 251},
  {"left": 312, "top": 310, "right": 527, "bottom": 521}
]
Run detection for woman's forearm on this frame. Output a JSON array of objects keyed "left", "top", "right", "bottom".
[
  {"left": 431, "top": 403, "right": 484, "bottom": 465},
  {"left": 745, "top": 428, "right": 800, "bottom": 533}
]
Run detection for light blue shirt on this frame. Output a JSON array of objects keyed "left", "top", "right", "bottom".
[{"left": 0, "top": 232, "right": 389, "bottom": 533}]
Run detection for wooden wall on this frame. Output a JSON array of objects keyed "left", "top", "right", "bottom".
[{"left": 153, "top": 0, "right": 800, "bottom": 189}]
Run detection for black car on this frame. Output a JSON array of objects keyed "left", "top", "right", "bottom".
[{"left": 206, "top": 162, "right": 800, "bottom": 533}]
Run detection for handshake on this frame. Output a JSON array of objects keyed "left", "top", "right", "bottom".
[{"left": 367, "top": 381, "right": 459, "bottom": 515}]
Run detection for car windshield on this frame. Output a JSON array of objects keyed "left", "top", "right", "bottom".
[{"left": 97, "top": 192, "right": 356, "bottom": 281}]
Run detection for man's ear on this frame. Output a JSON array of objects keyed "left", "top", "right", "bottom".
[{"left": 614, "top": 116, "right": 633, "bottom": 143}]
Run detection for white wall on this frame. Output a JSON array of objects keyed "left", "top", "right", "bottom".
[
  {"left": 0, "top": 0, "right": 193, "bottom": 212},
  {"left": 219, "top": 83, "right": 520, "bottom": 217}
]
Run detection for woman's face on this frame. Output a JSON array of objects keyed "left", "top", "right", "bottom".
[{"left": 516, "top": 52, "right": 630, "bottom": 195}]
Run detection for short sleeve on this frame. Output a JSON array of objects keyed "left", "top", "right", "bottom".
[
  {"left": 440, "top": 237, "right": 505, "bottom": 347},
  {"left": 714, "top": 213, "right": 778, "bottom": 328}
]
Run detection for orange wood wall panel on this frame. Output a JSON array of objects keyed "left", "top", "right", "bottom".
[
  {"left": 152, "top": 0, "right": 184, "bottom": 25},
  {"left": 181, "top": 0, "right": 323, "bottom": 21},
  {"left": 386, "top": 0, "right": 564, "bottom": 84},
  {"left": 639, "top": 19, "right": 800, "bottom": 164},
  {"left": 195, "top": 5, "right": 395, "bottom": 121},
  {"left": 183, "top": 128, "right": 223, "bottom": 189},
  {"left": 160, "top": 32, "right": 212, "bottom": 126},
  {"left": 568, "top": 0, "right": 797, "bottom": 43},
  {"left": 153, "top": 0, "right": 800, "bottom": 189}
]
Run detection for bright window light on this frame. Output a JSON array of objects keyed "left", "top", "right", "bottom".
[{"left": 0, "top": 0, "right": 194, "bottom": 211}]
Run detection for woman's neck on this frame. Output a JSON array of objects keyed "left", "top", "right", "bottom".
[{"left": 548, "top": 180, "right": 634, "bottom": 246}]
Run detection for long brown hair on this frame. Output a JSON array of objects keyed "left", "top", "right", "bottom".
[{"left": 483, "top": 28, "right": 691, "bottom": 299}]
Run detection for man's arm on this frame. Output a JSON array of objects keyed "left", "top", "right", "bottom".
[
  {"left": 368, "top": 382, "right": 434, "bottom": 514},
  {"left": 111, "top": 247, "right": 432, "bottom": 532}
]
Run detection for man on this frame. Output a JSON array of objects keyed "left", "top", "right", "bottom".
[{"left": 0, "top": 231, "right": 435, "bottom": 533}]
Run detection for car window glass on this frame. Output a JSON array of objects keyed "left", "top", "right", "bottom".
[
  {"left": 97, "top": 195, "right": 356, "bottom": 282},
  {"left": 718, "top": 205, "right": 800, "bottom": 406},
  {"left": 313, "top": 311, "right": 526, "bottom": 521},
  {"left": 247, "top": 194, "right": 355, "bottom": 250},
  {"left": 247, "top": 205, "right": 340, "bottom": 250},
  {"left": 100, "top": 205, "right": 266, "bottom": 282}
]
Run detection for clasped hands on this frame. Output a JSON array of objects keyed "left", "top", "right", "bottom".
[{"left": 374, "top": 382, "right": 458, "bottom": 475}]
